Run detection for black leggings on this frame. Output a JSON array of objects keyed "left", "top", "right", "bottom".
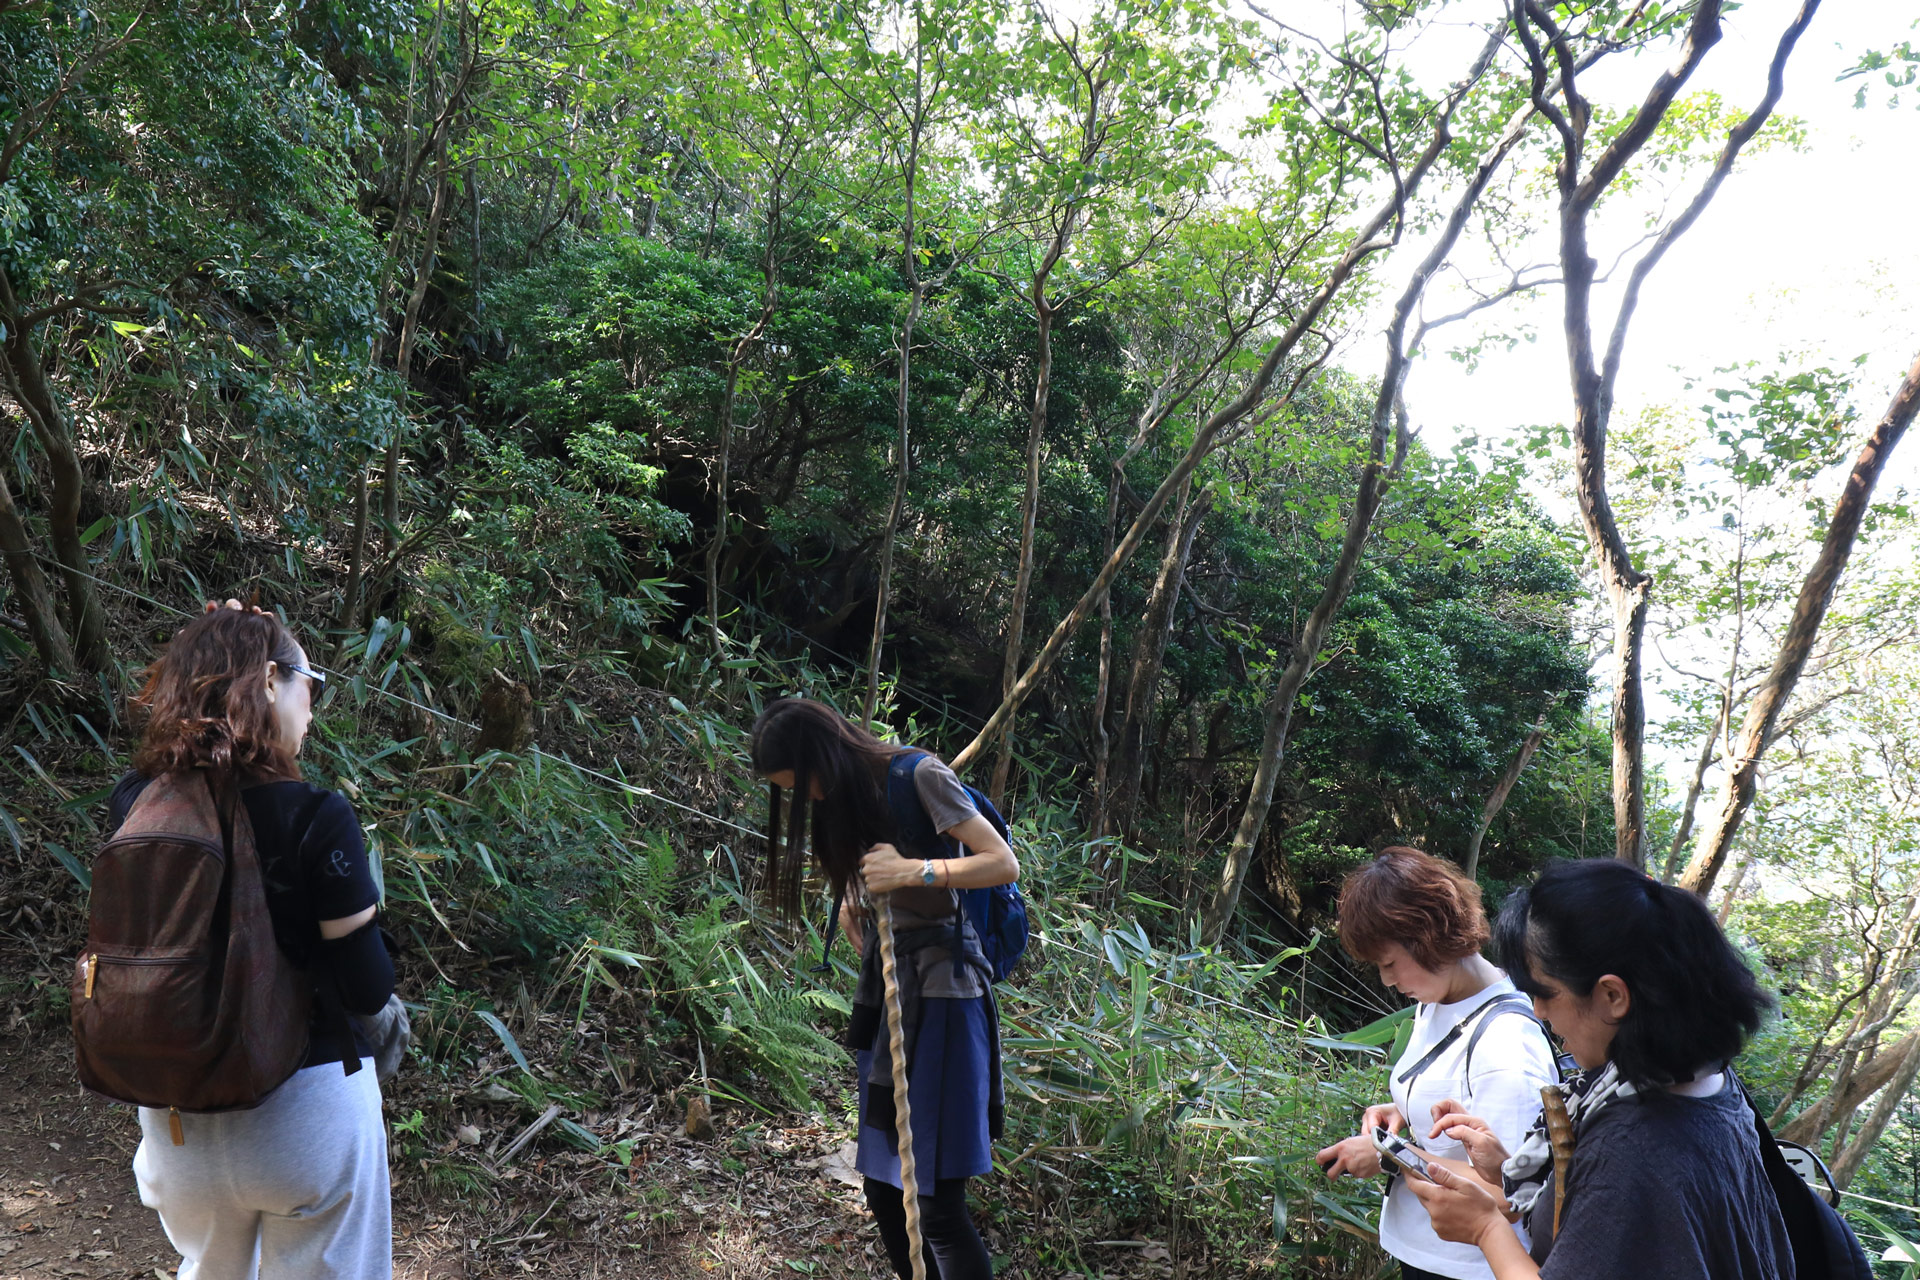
[{"left": 864, "top": 1176, "right": 992, "bottom": 1279}]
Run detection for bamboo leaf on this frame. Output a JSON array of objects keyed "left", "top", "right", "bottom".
[
  {"left": 363, "top": 616, "right": 393, "bottom": 665},
  {"left": 475, "top": 1009, "right": 532, "bottom": 1074},
  {"left": 47, "top": 842, "right": 91, "bottom": 890},
  {"left": 1303, "top": 1035, "right": 1386, "bottom": 1057}
]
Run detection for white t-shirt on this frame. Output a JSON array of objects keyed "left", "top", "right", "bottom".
[{"left": 1378, "top": 976, "right": 1559, "bottom": 1280}]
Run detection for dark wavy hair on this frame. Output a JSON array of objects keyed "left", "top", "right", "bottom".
[
  {"left": 131, "top": 608, "right": 304, "bottom": 780},
  {"left": 1494, "top": 859, "right": 1773, "bottom": 1088},
  {"left": 1337, "top": 845, "right": 1490, "bottom": 968},
  {"left": 748, "top": 698, "right": 906, "bottom": 921}
]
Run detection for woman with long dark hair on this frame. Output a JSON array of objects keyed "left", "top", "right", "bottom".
[
  {"left": 110, "top": 603, "right": 395, "bottom": 1278},
  {"left": 1404, "top": 859, "right": 1792, "bottom": 1279},
  {"left": 750, "top": 697, "right": 1017, "bottom": 1280}
]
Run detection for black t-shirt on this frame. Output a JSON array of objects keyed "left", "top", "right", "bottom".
[
  {"left": 108, "top": 772, "right": 388, "bottom": 1067},
  {"left": 1529, "top": 1078, "right": 1796, "bottom": 1279}
]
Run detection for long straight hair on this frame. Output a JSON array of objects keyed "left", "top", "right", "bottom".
[{"left": 749, "top": 698, "right": 907, "bottom": 921}]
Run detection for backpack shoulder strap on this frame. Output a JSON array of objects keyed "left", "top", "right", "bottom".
[
  {"left": 885, "top": 750, "right": 946, "bottom": 858},
  {"left": 963, "top": 784, "right": 1012, "bottom": 843},
  {"left": 1738, "top": 1071, "right": 1868, "bottom": 1280},
  {"left": 1396, "top": 996, "right": 1507, "bottom": 1090},
  {"left": 1461, "top": 994, "right": 1552, "bottom": 1093},
  {"left": 204, "top": 769, "right": 237, "bottom": 857}
]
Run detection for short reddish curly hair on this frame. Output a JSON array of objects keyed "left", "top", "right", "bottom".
[{"left": 1336, "top": 846, "right": 1489, "bottom": 969}]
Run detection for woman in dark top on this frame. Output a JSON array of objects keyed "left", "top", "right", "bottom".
[
  {"left": 116, "top": 602, "right": 395, "bottom": 1279},
  {"left": 751, "top": 698, "right": 1018, "bottom": 1280},
  {"left": 1405, "top": 860, "right": 1793, "bottom": 1279}
]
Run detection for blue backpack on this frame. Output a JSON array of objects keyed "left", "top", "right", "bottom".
[{"left": 815, "top": 750, "right": 1029, "bottom": 982}]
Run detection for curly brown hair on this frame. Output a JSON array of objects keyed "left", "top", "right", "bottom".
[
  {"left": 1336, "top": 845, "right": 1489, "bottom": 970},
  {"left": 131, "top": 608, "right": 305, "bottom": 780}
]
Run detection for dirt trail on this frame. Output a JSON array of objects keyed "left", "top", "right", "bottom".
[
  {"left": 1, "top": 1027, "right": 886, "bottom": 1279},
  {"left": 1, "top": 1030, "right": 176, "bottom": 1280}
]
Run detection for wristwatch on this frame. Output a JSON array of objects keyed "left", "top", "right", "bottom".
[{"left": 921, "top": 859, "right": 937, "bottom": 886}]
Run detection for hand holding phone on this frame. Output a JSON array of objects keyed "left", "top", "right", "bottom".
[
  {"left": 1372, "top": 1126, "right": 1438, "bottom": 1183},
  {"left": 1315, "top": 1134, "right": 1383, "bottom": 1179}
]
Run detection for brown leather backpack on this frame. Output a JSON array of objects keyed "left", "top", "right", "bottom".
[{"left": 72, "top": 770, "right": 310, "bottom": 1132}]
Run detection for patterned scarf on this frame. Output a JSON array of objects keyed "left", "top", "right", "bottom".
[{"left": 1502, "top": 1060, "right": 1637, "bottom": 1216}]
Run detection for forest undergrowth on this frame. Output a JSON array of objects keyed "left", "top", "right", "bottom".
[
  {"left": 8, "top": 0, "right": 1920, "bottom": 1263},
  {"left": 0, "top": 526, "right": 1424, "bottom": 1280}
]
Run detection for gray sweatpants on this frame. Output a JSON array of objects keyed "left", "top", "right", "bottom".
[{"left": 133, "top": 1058, "right": 391, "bottom": 1280}]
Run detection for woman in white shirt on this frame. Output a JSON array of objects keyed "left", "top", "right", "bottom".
[{"left": 1315, "top": 847, "right": 1559, "bottom": 1280}]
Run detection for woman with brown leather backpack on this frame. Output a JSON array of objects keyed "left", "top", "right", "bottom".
[{"left": 76, "top": 603, "right": 395, "bottom": 1279}]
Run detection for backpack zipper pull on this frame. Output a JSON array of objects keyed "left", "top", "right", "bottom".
[
  {"left": 168, "top": 1107, "right": 185, "bottom": 1146},
  {"left": 83, "top": 954, "right": 96, "bottom": 999}
]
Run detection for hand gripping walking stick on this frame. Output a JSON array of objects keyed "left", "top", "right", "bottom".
[{"left": 874, "top": 892, "right": 927, "bottom": 1280}]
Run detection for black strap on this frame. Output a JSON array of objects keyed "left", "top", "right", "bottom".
[
  {"left": 1396, "top": 994, "right": 1536, "bottom": 1093},
  {"left": 1737, "top": 1071, "right": 1867, "bottom": 1280}
]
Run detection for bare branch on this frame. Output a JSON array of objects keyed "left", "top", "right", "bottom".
[{"left": 1599, "top": 0, "right": 1822, "bottom": 404}]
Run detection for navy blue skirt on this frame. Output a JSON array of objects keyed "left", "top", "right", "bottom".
[{"left": 855, "top": 995, "right": 994, "bottom": 1189}]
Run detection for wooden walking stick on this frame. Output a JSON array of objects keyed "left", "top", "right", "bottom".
[
  {"left": 1540, "top": 1084, "right": 1575, "bottom": 1241},
  {"left": 874, "top": 892, "right": 927, "bottom": 1280}
]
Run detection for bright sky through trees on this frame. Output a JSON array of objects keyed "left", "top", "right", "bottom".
[
  {"left": 1271, "top": 0, "right": 1920, "bottom": 785},
  {"left": 1398, "top": 1, "right": 1919, "bottom": 471}
]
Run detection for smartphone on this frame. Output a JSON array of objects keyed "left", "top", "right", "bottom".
[{"left": 1372, "top": 1127, "right": 1437, "bottom": 1183}]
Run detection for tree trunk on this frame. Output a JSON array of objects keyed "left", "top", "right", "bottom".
[
  {"left": 1464, "top": 710, "right": 1551, "bottom": 880},
  {"left": 0, "top": 316, "right": 110, "bottom": 671},
  {"left": 1773, "top": 1005, "right": 1853, "bottom": 1129},
  {"left": 1780, "top": 1031, "right": 1919, "bottom": 1145},
  {"left": 1198, "top": 39, "right": 1528, "bottom": 941},
  {"left": 1114, "top": 480, "right": 1210, "bottom": 834},
  {"left": 1680, "top": 346, "right": 1920, "bottom": 896},
  {"left": 946, "top": 26, "right": 1508, "bottom": 773},
  {"left": 1780, "top": 1028, "right": 1920, "bottom": 1150},
  {"left": 0, "top": 454, "right": 77, "bottom": 671},
  {"left": 1202, "top": 393, "right": 1412, "bottom": 944},
  {"left": 990, "top": 300, "right": 1056, "bottom": 805},
  {"left": 337, "top": 460, "right": 373, "bottom": 635},
  {"left": 1088, "top": 466, "right": 1123, "bottom": 839},
  {"left": 1777, "top": 892, "right": 1920, "bottom": 1143},
  {"left": 1606, "top": 573, "right": 1653, "bottom": 866},
  {"left": 863, "top": 279, "right": 924, "bottom": 725},
  {"left": 707, "top": 169, "right": 788, "bottom": 651},
  {"left": 1559, "top": 189, "right": 1657, "bottom": 869},
  {"left": 707, "top": 359, "right": 742, "bottom": 648},
  {"left": 382, "top": 130, "right": 455, "bottom": 562},
  {"left": 1714, "top": 845, "right": 1756, "bottom": 928},
  {"left": 1522, "top": 0, "right": 1821, "bottom": 872}
]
